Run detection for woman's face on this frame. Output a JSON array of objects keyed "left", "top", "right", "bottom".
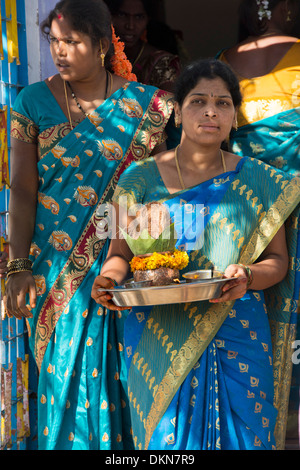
[
  {"left": 111, "top": 0, "right": 148, "bottom": 49},
  {"left": 49, "top": 16, "right": 102, "bottom": 82},
  {"left": 175, "top": 77, "right": 237, "bottom": 147}
]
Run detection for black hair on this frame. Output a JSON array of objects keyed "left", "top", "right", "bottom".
[
  {"left": 40, "top": 0, "right": 114, "bottom": 68},
  {"left": 238, "top": 0, "right": 298, "bottom": 38},
  {"left": 174, "top": 59, "right": 242, "bottom": 108}
]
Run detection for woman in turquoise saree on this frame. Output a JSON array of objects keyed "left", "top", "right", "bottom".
[
  {"left": 92, "top": 58, "right": 300, "bottom": 450},
  {"left": 5, "top": 0, "right": 177, "bottom": 450}
]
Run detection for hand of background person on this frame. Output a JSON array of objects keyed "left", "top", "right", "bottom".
[
  {"left": 4, "top": 271, "right": 37, "bottom": 319},
  {"left": 0, "top": 250, "right": 8, "bottom": 278},
  {"left": 91, "top": 275, "right": 129, "bottom": 311},
  {"left": 209, "top": 264, "right": 248, "bottom": 303}
]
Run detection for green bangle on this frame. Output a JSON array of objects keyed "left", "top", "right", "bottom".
[
  {"left": 104, "top": 276, "right": 118, "bottom": 287},
  {"left": 237, "top": 263, "right": 253, "bottom": 287}
]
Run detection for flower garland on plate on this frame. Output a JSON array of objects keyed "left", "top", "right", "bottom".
[
  {"left": 130, "top": 250, "right": 189, "bottom": 272},
  {"left": 111, "top": 25, "right": 137, "bottom": 81}
]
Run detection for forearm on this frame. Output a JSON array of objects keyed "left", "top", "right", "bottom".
[
  {"left": 8, "top": 187, "right": 37, "bottom": 259},
  {"left": 248, "top": 254, "right": 288, "bottom": 291},
  {"left": 214, "top": 226, "right": 289, "bottom": 303},
  {"left": 248, "top": 225, "right": 289, "bottom": 291},
  {"left": 8, "top": 139, "right": 39, "bottom": 260},
  {"left": 101, "top": 254, "right": 131, "bottom": 286}
]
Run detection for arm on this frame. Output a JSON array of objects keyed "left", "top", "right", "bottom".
[
  {"left": 210, "top": 224, "right": 288, "bottom": 303},
  {"left": 4, "top": 138, "right": 39, "bottom": 318},
  {"left": 91, "top": 202, "right": 133, "bottom": 311}
]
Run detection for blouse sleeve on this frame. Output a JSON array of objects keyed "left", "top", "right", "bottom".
[
  {"left": 112, "top": 161, "right": 147, "bottom": 211},
  {"left": 148, "top": 53, "right": 181, "bottom": 93},
  {"left": 10, "top": 86, "right": 39, "bottom": 144}
]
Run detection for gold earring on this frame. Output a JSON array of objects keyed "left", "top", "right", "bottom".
[
  {"left": 233, "top": 116, "right": 238, "bottom": 131},
  {"left": 175, "top": 116, "right": 181, "bottom": 128},
  {"left": 286, "top": 9, "right": 292, "bottom": 21},
  {"left": 100, "top": 40, "right": 105, "bottom": 67}
]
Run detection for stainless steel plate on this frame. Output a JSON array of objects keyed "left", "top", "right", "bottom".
[
  {"left": 182, "top": 270, "right": 223, "bottom": 282},
  {"left": 103, "top": 277, "right": 236, "bottom": 307}
]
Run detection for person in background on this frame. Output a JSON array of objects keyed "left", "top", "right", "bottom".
[
  {"left": 218, "top": 0, "right": 300, "bottom": 448},
  {"left": 4, "top": 0, "right": 177, "bottom": 450},
  {"left": 104, "top": 0, "right": 181, "bottom": 91},
  {"left": 92, "top": 59, "right": 300, "bottom": 450}
]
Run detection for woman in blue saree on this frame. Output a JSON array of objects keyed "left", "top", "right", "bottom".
[
  {"left": 5, "top": 0, "right": 177, "bottom": 450},
  {"left": 218, "top": 0, "right": 300, "bottom": 447},
  {"left": 92, "top": 58, "right": 300, "bottom": 450}
]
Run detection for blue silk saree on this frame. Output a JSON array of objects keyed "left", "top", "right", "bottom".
[
  {"left": 113, "top": 156, "right": 300, "bottom": 450},
  {"left": 11, "top": 80, "right": 176, "bottom": 449}
]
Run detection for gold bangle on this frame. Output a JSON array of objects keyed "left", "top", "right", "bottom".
[
  {"left": 7, "top": 258, "right": 33, "bottom": 275},
  {"left": 237, "top": 263, "right": 253, "bottom": 287}
]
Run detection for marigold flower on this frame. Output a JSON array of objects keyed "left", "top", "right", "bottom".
[
  {"left": 110, "top": 26, "right": 137, "bottom": 81},
  {"left": 130, "top": 250, "right": 189, "bottom": 272}
]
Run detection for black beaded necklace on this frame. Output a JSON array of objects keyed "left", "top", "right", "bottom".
[{"left": 66, "top": 71, "right": 110, "bottom": 117}]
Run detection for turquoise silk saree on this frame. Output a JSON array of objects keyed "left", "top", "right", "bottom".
[
  {"left": 11, "top": 81, "right": 176, "bottom": 449},
  {"left": 113, "top": 156, "right": 300, "bottom": 450},
  {"left": 230, "top": 107, "right": 300, "bottom": 177}
]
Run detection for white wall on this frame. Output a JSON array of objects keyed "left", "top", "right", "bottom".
[
  {"left": 24, "top": 0, "right": 57, "bottom": 83},
  {"left": 38, "top": 0, "right": 58, "bottom": 80},
  {"left": 24, "top": 0, "right": 40, "bottom": 83}
]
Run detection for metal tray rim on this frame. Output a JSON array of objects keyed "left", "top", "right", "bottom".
[{"left": 102, "top": 277, "right": 236, "bottom": 293}]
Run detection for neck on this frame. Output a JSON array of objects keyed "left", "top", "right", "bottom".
[
  {"left": 67, "top": 68, "right": 108, "bottom": 100},
  {"left": 259, "top": 27, "right": 286, "bottom": 37},
  {"left": 125, "top": 40, "right": 144, "bottom": 63},
  {"left": 179, "top": 142, "right": 224, "bottom": 170}
]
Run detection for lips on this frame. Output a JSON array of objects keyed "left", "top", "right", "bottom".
[
  {"left": 120, "top": 34, "right": 137, "bottom": 45},
  {"left": 56, "top": 60, "right": 69, "bottom": 68},
  {"left": 200, "top": 123, "right": 219, "bottom": 130},
  {"left": 123, "top": 34, "right": 135, "bottom": 41},
  {"left": 56, "top": 62, "right": 70, "bottom": 74}
]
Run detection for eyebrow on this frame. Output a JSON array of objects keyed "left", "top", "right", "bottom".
[
  {"left": 49, "top": 32, "right": 76, "bottom": 40},
  {"left": 190, "top": 92, "right": 232, "bottom": 99}
]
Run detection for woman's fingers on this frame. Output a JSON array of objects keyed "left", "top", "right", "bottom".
[
  {"left": 4, "top": 272, "right": 36, "bottom": 319},
  {"left": 91, "top": 275, "right": 129, "bottom": 311},
  {"left": 210, "top": 275, "right": 247, "bottom": 303}
]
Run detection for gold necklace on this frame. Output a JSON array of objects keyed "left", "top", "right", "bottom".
[
  {"left": 174, "top": 145, "right": 227, "bottom": 190},
  {"left": 64, "top": 79, "right": 73, "bottom": 130},
  {"left": 63, "top": 71, "right": 113, "bottom": 129},
  {"left": 132, "top": 42, "right": 145, "bottom": 67},
  {"left": 259, "top": 29, "right": 284, "bottom": 38}
]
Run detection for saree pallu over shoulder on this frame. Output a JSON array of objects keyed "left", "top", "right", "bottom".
[
  {"left": 27, "top": 82, "right": 175, "bottom": 371},
  {"left": 230, "top": 106, "right": 300, "bottom": 176},
  {"left": 126, "top": 158, "right": 300, "bottom": 449}
]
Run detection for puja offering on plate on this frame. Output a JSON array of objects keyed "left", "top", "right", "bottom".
[{"left": 120, "top": 202, "right": 189, "bottom": 286}]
